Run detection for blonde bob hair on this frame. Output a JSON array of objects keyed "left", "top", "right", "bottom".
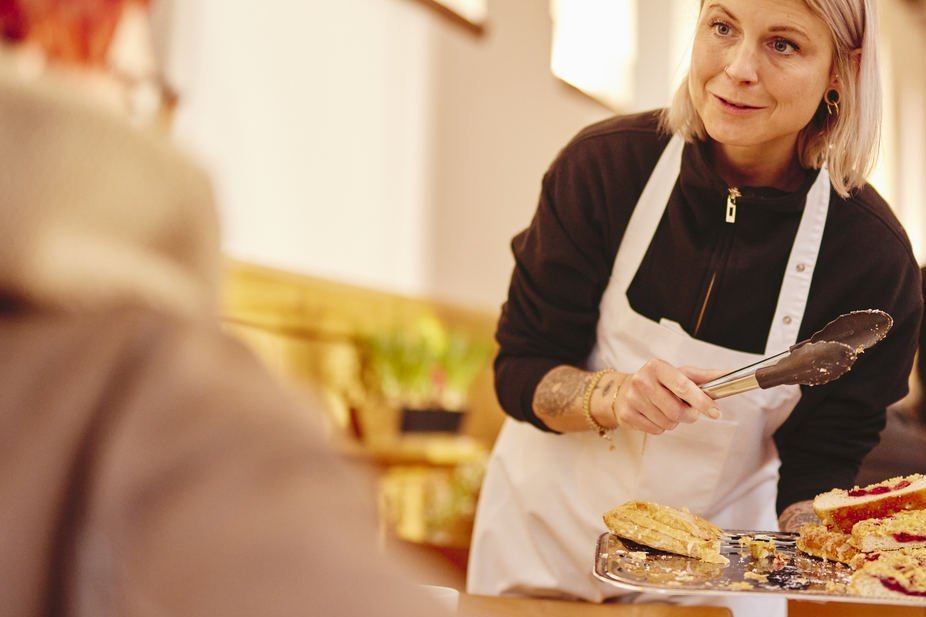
[{"left": 660, "top": 0, "right": 881, "bottom": 198}]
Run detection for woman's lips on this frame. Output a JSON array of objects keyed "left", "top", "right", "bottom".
[{"left": 713, "top": 94, "right": 763, "bottom": 113}]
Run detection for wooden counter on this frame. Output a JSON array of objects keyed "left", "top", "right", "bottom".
[
  {"left": 789, "top": 599, "right": 926, "bottom": 617},
  {"left": 456, "top": 594, "right": 926, "bottom": 617},
  {"left": 458, "top": 594, "right": 731, "bottom": 617}
]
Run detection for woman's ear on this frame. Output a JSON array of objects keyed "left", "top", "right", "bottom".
[
  {"left": 830, "top": 49, "right": 862, "bottom": 90},
  {"left": 849, "top": 48, "right": 862, "bottom": 78}
]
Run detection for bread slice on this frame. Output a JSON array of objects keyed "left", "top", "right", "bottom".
[
  {"left": 848, "top": 547, "right": 926, "bottom": 599},
  {"left": 814, "top": 474, "right": 926, "bottom": 534},
  {"left": 603, "top": 501, "right": 729, "bottom": 565},
  {"left": 796, "top": 523, "right": 860, "bottom": 565}
]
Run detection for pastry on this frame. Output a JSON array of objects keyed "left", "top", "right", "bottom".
[
  {"left": 848, "top": 547, "right": 926, "bottom": 599},
  {"left": 603, "top": 501, "right": 729, "bottom": 565},
  {"left": 850, "top": 508, "right": 926, "bottom": 553},
  {"left": 813, "top": 474, "right": 926, "bottom": 534},
  {"left": 796, "top": 523, "right": 860, "bottom": 565}
]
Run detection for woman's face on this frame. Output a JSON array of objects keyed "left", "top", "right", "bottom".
[{"left": 689, "top": 0, "right": 836, "bottom": 157}]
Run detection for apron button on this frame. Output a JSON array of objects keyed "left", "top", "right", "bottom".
[
  {"left": 796, "top": 263, "right": 806, "bottom": 272},
  {"left": 783, "top": 315, "right": 792, "bottom": 325}
]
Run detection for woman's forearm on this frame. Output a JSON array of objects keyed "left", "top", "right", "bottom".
[
  {"left": 533, "top": 362, "right": 721, "bottom": 435},
  {"left": 532, "top": 365, "right": 625, "bottom": 433},
  {"left": 778, "top": 500, "right": 820, "bottom": 532}
]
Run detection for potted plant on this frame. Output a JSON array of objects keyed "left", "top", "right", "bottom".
[{"left": 361, "top": 314, "right": 491, "bottom": 434}]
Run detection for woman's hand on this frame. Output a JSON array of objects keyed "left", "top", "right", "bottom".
[
  {"left": 611, "top": 360, "right": 723, "bottom": 435},
  {"left": 532, "top": 363, "right": 724, "bottom": 435}
]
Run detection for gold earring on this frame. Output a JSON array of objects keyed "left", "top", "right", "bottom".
[{"left": 825, "top": 89, "right": 840, "bottom": 116}]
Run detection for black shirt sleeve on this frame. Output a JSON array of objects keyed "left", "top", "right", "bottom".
[
  {"left": 494, "top": 120, "right": 664, "bottom": 430},
  {"left": 494, "top": 142, "right": 613, "bottom": 430}
]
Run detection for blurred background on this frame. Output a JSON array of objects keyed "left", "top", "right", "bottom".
[
  {"left": 155, "top": 0, "right": 926, "bottom": 308},
  {"left": 144, "top": 0, "right": 926, "bottom": 589}
]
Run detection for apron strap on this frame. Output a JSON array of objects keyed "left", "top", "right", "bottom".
[
  {"left": 611, "top": 134, "right": 684, "bottom": 292},
  {"left": 764, "top": 166, "right": 831, "bottom": 354}
]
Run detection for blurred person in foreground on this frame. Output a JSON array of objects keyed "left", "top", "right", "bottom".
[
  {"left": 468, "top": 0, "right": 922, "bottom": 615},
  {"left": 0, "top": 2, "right": 446, "bottom": 616}
]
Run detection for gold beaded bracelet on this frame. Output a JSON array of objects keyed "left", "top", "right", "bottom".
[{"left": 583, "top": 368, "right": 616, "bottom": 440}]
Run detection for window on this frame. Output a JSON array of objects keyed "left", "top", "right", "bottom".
[{"left": 550, "top": 0, "right": 637, "bottom": 110}]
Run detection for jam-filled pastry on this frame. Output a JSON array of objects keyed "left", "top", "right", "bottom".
[
  {"left": 814, "top": 474, "right": 926, "bottom": 534},
  {"left": 848, "top": 547, "right": 926, "bottom": 599},
  {"left": 850, "top": 508, "right": 926, "bottom": 553}
]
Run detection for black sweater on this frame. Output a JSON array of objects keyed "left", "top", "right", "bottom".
[{"left": 494, "top": 111, "right": 923, "bottom": 514}]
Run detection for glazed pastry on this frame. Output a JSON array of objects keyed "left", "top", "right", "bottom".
[{"left": 603, "top": 501, "right": 729, "bottom": 565}]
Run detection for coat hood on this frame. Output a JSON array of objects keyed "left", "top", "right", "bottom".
[{"left": 0, "top": 53, "right": 220, "bottom": 319}]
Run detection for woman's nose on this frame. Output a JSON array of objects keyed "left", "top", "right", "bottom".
[{"left": 723, "top": 42, "right": 759, "bottom": 83}]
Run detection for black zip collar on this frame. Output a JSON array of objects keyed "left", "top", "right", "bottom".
[{"left": 678, "top": 138, "right": 823, "bottom": 219}]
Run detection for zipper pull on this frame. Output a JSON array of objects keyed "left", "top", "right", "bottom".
[{"left": 725, "top": 187, "right": 741, "bottom": 224}]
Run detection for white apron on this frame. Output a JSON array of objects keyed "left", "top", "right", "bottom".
[{"left": 467, "top": 135, "right": 832, "bottom": 616}]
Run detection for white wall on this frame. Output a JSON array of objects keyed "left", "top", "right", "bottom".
[
  {"left": 167, "top": 0, "right": 437, "bottom": 296},
  {"left": 422, "top": 0, "right": 613, "bottom": 310},
  {"left": 876, "top": 0, "right": 926, "bottom": 262},
  {"left": 165, "top": 0, "right": 610, "bottom": 311}
]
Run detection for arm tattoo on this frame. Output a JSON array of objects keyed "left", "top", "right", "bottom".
[
  {"left": 600, "top": 378, "right": 615, "bottom": 400},
  {"left": 778, "top": 500, "right": 820, "bottom": 533},
  {"left": 534, "top": 366, "right": 586, "bottom": 419}
]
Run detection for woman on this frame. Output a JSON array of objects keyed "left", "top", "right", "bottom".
[
  {"left": 0, "top": 3, "right": 445, "bottom": 616},
  {"left": 468, "top": 0, "right": 922, "bottom": 613}
]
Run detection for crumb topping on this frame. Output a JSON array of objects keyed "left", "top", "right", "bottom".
[{"left": 852, "top": 508, "right": 926, "bottom": 540}]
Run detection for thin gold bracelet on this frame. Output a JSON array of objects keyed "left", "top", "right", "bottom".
[
  {"left": 583, "top": 368, "right": 616, "bottom": 439},
  {"left": 609, "top": 377, "right": 621, "bottom": 422}
]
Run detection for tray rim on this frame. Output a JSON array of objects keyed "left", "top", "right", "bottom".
[{"left": 594, "top": 531, "right": 926, "bottom": 607}]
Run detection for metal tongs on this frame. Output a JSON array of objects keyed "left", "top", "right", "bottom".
[{"left": 701, "top": 309, "right": 893, "bottom": 399}]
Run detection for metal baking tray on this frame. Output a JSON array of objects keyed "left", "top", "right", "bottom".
[{"left": 594, "top": 531, "right": 926, "bottom": 606}]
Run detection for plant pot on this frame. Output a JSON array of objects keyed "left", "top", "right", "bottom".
[{"left": 399, "top": 407, "right": 465, "bottom": 434}]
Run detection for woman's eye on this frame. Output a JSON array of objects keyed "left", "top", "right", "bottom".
[
  {"left": 711, "top": 21, "right": 732, "bottom": 37},
  {"left": 771, "top": 38, "right": 798, "bottom": 54}
]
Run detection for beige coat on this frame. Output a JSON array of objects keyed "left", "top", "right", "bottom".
[{"left": 0, "top": 57, "right": 444, "bottom": 617}]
